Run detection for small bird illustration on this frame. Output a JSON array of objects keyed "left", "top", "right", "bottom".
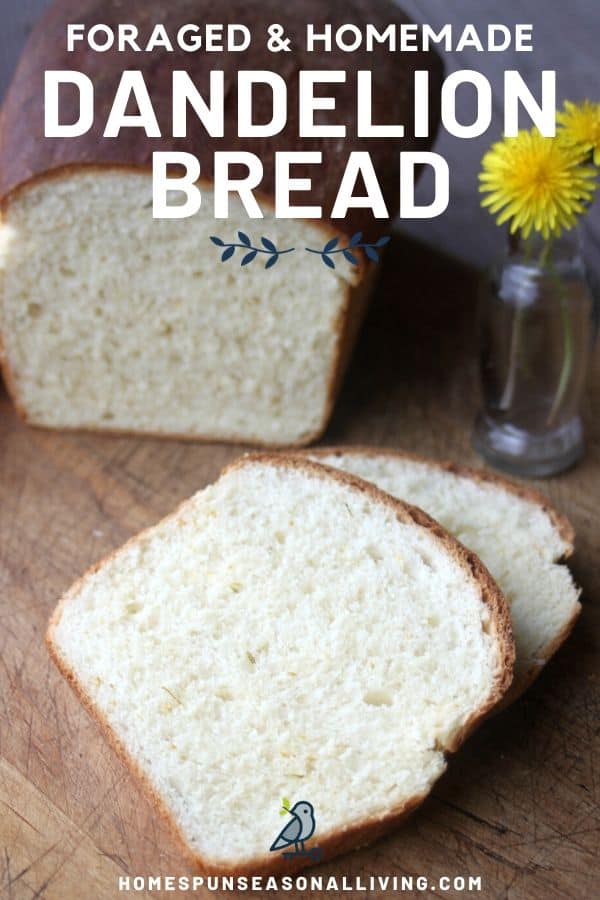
[{"left": 270, "top": 801, "right": 316, "bottom": 854}]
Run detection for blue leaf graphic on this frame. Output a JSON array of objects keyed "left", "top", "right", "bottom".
[
  {"left": 210, "top": 236, "right": 224, "bottom": 246},
  {"left": 265, "top": 254, "right": 278, "bottom": 269},
  {"left": 238, "top": 231, "right": 251, "bottom": 247},
  {"left": 342, "top": 249, "right": 359, "bottom": 265},
  {"left": 261, "top": 237, "right": 277, "bottom": 253},
  {"left": 324, "top": 238, "right": 339, "bottom": 253},
  {"left": 375, "top": 236, "right": 391, "bottom": 247},
  {"left": 221, "top": 246, "right": 235, "bottom": 262},
  {"left": 349, "top": 232, "right": 363, "bottom": 247},
  {"left": 364, "top": 246, "right": 379, "bottom": 262},
  {"left": 322, "top": 254, "right": 336, "bottom": 269},
  {"left": 241, "top": 251, "right": 258, "bottom": 266}
]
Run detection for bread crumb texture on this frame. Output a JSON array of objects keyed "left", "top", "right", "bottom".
[
  {"left": 314, "top": 451, "right": 580, "bottom": 683},
  {"left": 50, "top": 459, "right": 504, "bottom": 868},
  {"left": 0, "top": 169, "right": 356, "bottom": 444}
]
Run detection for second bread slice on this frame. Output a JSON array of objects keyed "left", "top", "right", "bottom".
[
  {"left": 47, "top": 455, "right": 513, "bottom": 874},
  {"left": 308, "top": 447, "right": 580, "bottom": 701}
]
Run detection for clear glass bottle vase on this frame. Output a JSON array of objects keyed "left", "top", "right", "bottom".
[{"left": 473, "top": 230, "right": 597, "bottom": 477}]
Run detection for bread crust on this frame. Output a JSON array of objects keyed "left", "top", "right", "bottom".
[
  {"left": 46, "top": 453, "right": 514, "bottom": 876},
  {"left": 0, "top": 0, "right": 442, "bottom": 226},
  {"left": 303, "top": 445, "right": 581, "bottom": 703}
]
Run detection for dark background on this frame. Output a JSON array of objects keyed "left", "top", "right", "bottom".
[{"left": 1, "top": 0, "right": 599, "bottom": 267}]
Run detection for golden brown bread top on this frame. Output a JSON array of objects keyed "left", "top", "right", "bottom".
[{"left": 0, "top": 0, "right": 443, "bottom": 235}]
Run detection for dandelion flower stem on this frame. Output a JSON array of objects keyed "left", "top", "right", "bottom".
[
  {"left": 538, "top": 239, "right": 554, "bottom": 270},
  {"left": 547, "top": 258, "right": 575, "bottom": 427},
  {"left": 499, "top": 238, "right": 554, "bottom": 413},
  {"left": 499, "top": 305, "right": 525, "bottom": 412}
]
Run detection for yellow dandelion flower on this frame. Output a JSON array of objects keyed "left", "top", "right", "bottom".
[
  {"left": 557, "top": 99, "right": 600, "bottom": 165},
  {"left": 479, "top": 129, "right": 597, "bottom": 239}
]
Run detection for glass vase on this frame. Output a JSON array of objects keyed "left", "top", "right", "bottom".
[{"left": 473, "top": 231, "right": 597, "bottom": 477}]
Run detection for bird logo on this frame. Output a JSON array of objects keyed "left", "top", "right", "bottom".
[{"left": 269, "top": 799, "right": 321, "bottom": 861}]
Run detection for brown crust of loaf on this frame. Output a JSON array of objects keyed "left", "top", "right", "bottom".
[
  {"left": 0, "top": 0, "right": 443, "bottom": 235},
  {"left": 303, "top": 445, "right": 581, "bottom": 704},
  {"left": 46, "top": 453, "right": 514, "bottom": 877},
  {"left": 0, "top": 327, "right": 28, "bottom": 421},
  {"left": 0, "top": 165, "right": 371, "bottom": 447},
  {"left": 502, "top": 610, "right": 581, "bottom": 706}
]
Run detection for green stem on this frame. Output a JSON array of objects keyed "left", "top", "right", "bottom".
[
  {"left": 547, "top": 259, "right": 574, "bottom": 427},
  {"left": 499, "top": 238, "right": 553, "bottom": 411},
  {"left": 500, "top": 235, "right": 576, "bottom": 426},
  {"left": 499, "top": 305, "right": 526, "bottom": 410},
  {"left": 522, "top": 234, "right": 534, "bottom": 265},
  {"left": 538, "top": 239, "right": 554, "bottom": 269}
]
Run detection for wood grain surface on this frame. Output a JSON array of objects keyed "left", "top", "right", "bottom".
[{"left": 1, "top": 237, "right": 598, "bottom": 899}]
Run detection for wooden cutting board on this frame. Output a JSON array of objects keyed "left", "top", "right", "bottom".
[{"left": 1, "top": 237, "right": 598, "bottom": 900}]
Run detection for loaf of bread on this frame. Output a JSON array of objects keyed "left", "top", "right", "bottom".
[
  {"left": 47, "top": 455, "right": 513, "bottom": 874},
  {"left": 0, "top": 0, "right": 442, "bottom": 445},
  {"left": 308, "top": 447, "right": 581, "bottom": 701}
]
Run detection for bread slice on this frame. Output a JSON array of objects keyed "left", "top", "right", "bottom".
[
  {"left": 47, "top": 455, "right": 513, "bottom": 875},
  {"left": 307, "top": 448, "right": 580, "bottom": 701}
]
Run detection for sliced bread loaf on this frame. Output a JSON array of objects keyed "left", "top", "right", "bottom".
[
  {"left": 47, "top": 455, "right": 513, "bottom": 874},
  {"left": 308, "top": 448, "right": 580, "bottom": 701},
  {"left": 0, "top": 0, "right": 442, "bottom": 445}
]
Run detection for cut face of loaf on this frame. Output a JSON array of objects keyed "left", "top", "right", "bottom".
[
  {"left": 308, "top": 448, "right": 581, "bottom": 700},
  {"left": 0, "top": 170, "right": 372, "bottom": 445},
  {"left": 0, "top": 0, "right": 443, "bottom": 445},
  {"left": 47, "top": 455, "right": 513, "bottom": 875}
]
